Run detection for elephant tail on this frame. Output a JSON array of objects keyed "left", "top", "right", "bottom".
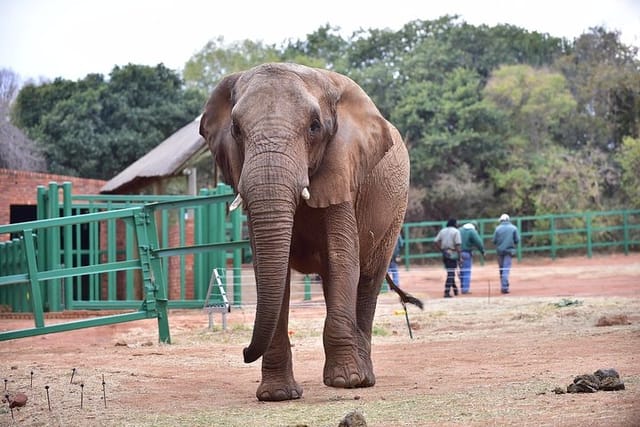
[{"left": 385, "top": 273, "right": 424, "bottom": 310}]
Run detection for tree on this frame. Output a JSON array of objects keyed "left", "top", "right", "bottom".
[
  {"left": 12, "top": 64, "right": 202, "bottom": 179},
  {"left": 616, "top": 136, "right": 640, "bottom": 207},
  {"left": 183, "top": 37, "right": 283, "bottom": 94},
  {"left": 0, "top": 68, "right": 46, "bottom": 171},
  {"left": 554, "top": 27, "right": 640, "bottom": 152},
  {"left": 481, "top": 64, "right": 614, "bottom": 215}
]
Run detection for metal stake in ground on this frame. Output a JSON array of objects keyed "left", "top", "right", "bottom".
[
  {"left": 80, "top": 383, "right": 84, "bottom": 409},
  {"left": 70, "top": 368, "right": 76, "bottom": 384},
  {"left": 30, "top": 371, "right": 33, "bottom": 388},
  {"left": 401, "top": 300, "right": 413, "bottom": 339},
  {"left": 45, "top": 385, "right": 51, "bottom": 411},
  {"left": 102, "top": 375, "right": 107, "bottom": 408},
  {"left": 5, "top": 393, "right": 14, "bottom": 421}
]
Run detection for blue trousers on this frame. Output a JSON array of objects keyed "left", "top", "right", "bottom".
[
  {"left": 388, "top": 260, "right": 400, "bottom": 286},
  {"left": 497, "top": 254, "right": 512, "bottom": 291},
  {"left": 460, "top": 251, "right": 473, "bottom": 293}
]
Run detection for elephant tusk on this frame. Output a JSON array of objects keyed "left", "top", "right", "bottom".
[
  {"left": 229, "top": 193, "right": 243, "bottom": 211},
  {"left": 301, "top": 187, "right": 310, "bottom": 200}
]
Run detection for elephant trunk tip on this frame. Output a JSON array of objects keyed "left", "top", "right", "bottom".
[{"left": 243, "top": 346, "right": 262, "bottom": 363}]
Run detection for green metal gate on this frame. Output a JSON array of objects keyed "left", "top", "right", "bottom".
[{"left": 0, "top": 191, "right": 249, "bottom": 342}]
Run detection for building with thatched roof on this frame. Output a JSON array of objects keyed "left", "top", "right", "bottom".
[{"left": 101, "top": 116, "right": 216, "bottom": 195}]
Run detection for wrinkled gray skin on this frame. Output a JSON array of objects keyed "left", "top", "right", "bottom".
[{"left": 199, "top": 63, "right": 409, "bottom": 402}]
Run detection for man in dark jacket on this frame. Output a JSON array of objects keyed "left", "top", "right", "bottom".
[{"left": 459, "top": 221, "right": 485, "bottom": 294}]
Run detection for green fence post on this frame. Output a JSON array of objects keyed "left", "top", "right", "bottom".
[
  {"left": 586, "top": 212, "right": 593, "bottom": 258},
  {"left": 549, "top": 216, "right": 556, "bottom": 260},
  {"left": 107, "top": 201, "right": 117, "bottom": 300},
  {"left": 516, "top": 217, "right": 523, "bottom": 261},
  {"left": 125, "top": 216, "right": 136, "bottom": 299},
  {"left": 623, "top": 211, "right": 629, "bottom": 255},
  {"left": 23, "top": 230, "right": 44, "bottom": 327},
  {"left": 36, "top": 186, "right": 47, "bottom": 305},
  {"left": 62, "top": 182, "right": 73, "bottom": 309},
  {"left": 135, "top": 209, "right": 171, "bottom": 343},
  {"left": 304, "top": 275, "right": 311, "bottom": 301},
  {"left": 47, "top": 182, "right": 61, "bottom": 311}
]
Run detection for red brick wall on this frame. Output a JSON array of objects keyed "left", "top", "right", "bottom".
[
  {"left": 167, "top": 217, "right": 196, "bottom": 300},
  {"left": 0, "top": 168, "right": 106, "bottom": 225}
]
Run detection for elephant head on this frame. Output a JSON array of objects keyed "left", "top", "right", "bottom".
[{"left": 199, "top": 63, "right": 397, "bottom": 364}]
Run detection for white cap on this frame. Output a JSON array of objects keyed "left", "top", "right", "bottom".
[
  {"left": 499, "top": 213, "right": 510, "bottom": 222},
  {"left": 462, "top": 222, "right": 476, "bottom": 230}
]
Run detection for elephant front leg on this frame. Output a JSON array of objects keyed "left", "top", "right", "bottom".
[
  {"left": 321, "top": 204, "right": 373, "bottom": 389},
  {"left": 256, "top": 271, "right": 302, "bottom": 401},
  {"left": 322, "top": 309, "right": 375, "bottom": 388}
]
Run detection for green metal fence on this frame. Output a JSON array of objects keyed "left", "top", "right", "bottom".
[{"left": 401, "top": 209, "right": 640, "bottom": 267}]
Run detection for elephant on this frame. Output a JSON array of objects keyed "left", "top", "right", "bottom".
[{"left": 199, "top": 62, "right": 414, "bottom": 402}]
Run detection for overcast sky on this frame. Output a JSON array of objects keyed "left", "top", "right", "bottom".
[{"left": 1, "top": 0, "right": 639, "bottom": 83}]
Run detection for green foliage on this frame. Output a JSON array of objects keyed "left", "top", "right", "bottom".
[
  {"left": 12, "top": 64, "right": 203, "bottom": 179},
  {"left": 617, "top": 136, "right": 640, "bottom": 207},
  {"left": 183, "top": 37, "right": 284, "bottom": 94}
]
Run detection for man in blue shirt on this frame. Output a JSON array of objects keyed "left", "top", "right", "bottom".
[{"left": 492, "top": 214, "right": 520, "bottom": 294}]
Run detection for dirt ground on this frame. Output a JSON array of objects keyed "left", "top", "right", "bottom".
[{"left": 1, "top": 253, "right": 639, "bottom": 426}]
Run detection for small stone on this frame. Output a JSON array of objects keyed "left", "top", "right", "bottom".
[
  {"left": 9, "top": 392, "right": 28, "bottom": 408},
  {"left": 338, "top": 409, "right": 367, "bottom": 427}
]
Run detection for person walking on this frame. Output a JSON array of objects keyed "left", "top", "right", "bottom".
[
  {"left": 492, "top": 214, "right": 520, "bottom": 294},
  {"left": 434, "top": 218, "right": 462, "bottom": 298},
  {"left": 459, "top": 221, "right": 485, "bottom": 294},
  {"left": 388, "top": 234, "right": 404, "bottom": 287}
]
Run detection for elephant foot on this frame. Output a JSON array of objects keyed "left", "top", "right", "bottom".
[
  {"left": 256, "top": 380, "right": 303, "bottom": 401},
  {"left": 323, "top": 358, "right": 375, "bottom": 388}
]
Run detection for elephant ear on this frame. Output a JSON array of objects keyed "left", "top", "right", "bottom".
[
  {"left": 306, "top": 71, "right": 396, "bottom": 208},
  {"left": 199, "top": 73, "right": 243, "bottom": 191}
]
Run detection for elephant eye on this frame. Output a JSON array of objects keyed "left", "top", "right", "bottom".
[
  {"left": 231, "top": 121, "right": 241, "bottom": 139},
  {"left": 309, "top": 118, "right": 321, "bottom": 135}
]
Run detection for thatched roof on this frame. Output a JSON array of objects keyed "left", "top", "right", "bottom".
[{"left": 101, "top": 116, "right": 206, "bottom": 193}]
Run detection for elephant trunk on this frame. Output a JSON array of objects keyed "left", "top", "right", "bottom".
[{"left": 240, "top": 154, "right": 301, "bottom": 363}]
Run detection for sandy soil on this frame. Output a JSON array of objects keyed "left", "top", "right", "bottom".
[{"left": 1, "top": 253, "right": 639, "bottom": 426}]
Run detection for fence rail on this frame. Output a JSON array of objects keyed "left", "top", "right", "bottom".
[{"left": 401, "top": 209, "right": 640, "bottom": 267}]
